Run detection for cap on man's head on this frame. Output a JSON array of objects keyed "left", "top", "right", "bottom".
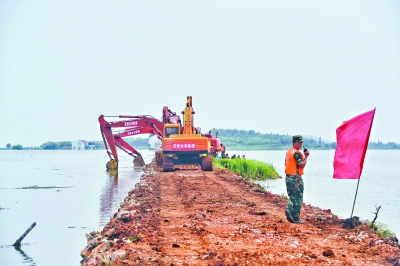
[{"left": 292, "top": 135, "right": 303, "bottom": 143}]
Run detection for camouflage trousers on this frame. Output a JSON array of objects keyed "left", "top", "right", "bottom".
[{"left": 285, "top": 174, "right": 304, "bottom": 220}]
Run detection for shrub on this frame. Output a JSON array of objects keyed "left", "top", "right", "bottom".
[{"left": 366, "top": 220, "right": 396, "bottom": 239}]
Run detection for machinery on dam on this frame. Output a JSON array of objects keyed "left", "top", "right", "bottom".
[{"left": 98, "top": 96, "right": 219, "bottom": 172}]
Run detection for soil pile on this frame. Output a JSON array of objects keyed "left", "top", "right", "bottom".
[{"left": 81, "top": 161, "right": 399, "bottom": 265}]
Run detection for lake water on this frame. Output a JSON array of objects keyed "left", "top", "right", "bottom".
[
  {"left": 0, "top": 149, "right": 399, "bottom": 265},
  {"left": 0, "top": 150, "right": 154, "bottom": 266}
]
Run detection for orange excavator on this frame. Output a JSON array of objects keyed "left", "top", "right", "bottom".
[
  {"left": 157, "top": 96, "right": 213, "bottom": 171},
  {"left": 98, "top": 96, "right": 219, "bottom": 172}
]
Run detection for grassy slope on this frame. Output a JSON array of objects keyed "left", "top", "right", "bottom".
[{"left": 213, "top": 157, "right": 280, "bottom": 180}]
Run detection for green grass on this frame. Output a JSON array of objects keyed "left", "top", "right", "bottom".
[
  {"left": 280, "top": 193, "right": 288, "bottom": 201},
  {"left": 366, "top": 220, "right": 396, "bottom": 239},
  {"left": 129, "top": 233, "right": 143, "bottom": 242},
  {"left": 213, "top": 158, "right": 280, "bottom": 180}
]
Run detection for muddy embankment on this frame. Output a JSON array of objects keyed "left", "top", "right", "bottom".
[{"left": 81, "top": 160, "right": 400, "bottom": 265}]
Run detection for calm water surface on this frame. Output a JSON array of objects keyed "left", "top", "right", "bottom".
[
  {"left": 0, "top": 149, "right": 399, "bottom": 265},
  {"left": 0, "top": 150, "right": 154, "bottom": 266}
]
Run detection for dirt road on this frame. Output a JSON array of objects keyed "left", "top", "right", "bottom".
[{"left": 81, "top": 161, "right": 399, "bottom": 265}]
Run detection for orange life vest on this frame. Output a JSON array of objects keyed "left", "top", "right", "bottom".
[
  {"left": 221, "top": 146, "right": 226, "bottom": 152},
  {"left": 285, "top": 147, "right": 305, "bottom": 175}
]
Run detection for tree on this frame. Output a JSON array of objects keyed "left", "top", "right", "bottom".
[
  {"left": 58, "top": 141, "right": 72, "bottom": 148},
  {"left": 6, "top": 143, "right": 11, "bottom": 148},
  {"left": 42, "top": 141, "right": 60, "bottom": 150},
  {"left": 331, "top": 142, "right": 337, "bottom": 149},
  {"left": 127, "top": 137, "right": 149, "bottom": 149},
  {"left": 12, "top": 144, "right": 23, "bottom": 150},
  {"left": 94, "top": 141, "right": 105, "bottom": 149},
  {"left": 280, "top": 136, "right": 292, "bottom": 146}
]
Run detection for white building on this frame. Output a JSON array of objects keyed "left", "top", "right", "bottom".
[
  {"left": 87, "top": 141, "right": 96, "bottom": 150},
  {"left": 72, "top": 140, "right": 87, "bottom": 150},
  {"left": 148, "top": 135, "right": 161, "bottom": 150}
]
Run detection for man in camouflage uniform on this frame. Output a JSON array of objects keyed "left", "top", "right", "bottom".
[{"left": 284, "top": 135, "right": 310, "bottom": 223}]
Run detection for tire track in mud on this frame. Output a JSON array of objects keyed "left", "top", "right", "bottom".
[
  {"left": 156, "top": 170, "right": 332, "bottom": 265},
  {"left": 156, "top": 169, "right": 399, "bottom": 265},
  {"left": 157, "top": 171, "right": 228, "bottom": 262},
  {"left": 81, "top": 164, "right": 400, "bottom": 266}
]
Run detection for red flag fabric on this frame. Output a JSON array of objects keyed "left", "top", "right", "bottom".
[{"left": 333, "top": 109, "right": 376, "bottom": 179}]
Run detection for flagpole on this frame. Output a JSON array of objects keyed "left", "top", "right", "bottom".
[{"left": 350, "top": 178, "right": 361, "bottom": 219}]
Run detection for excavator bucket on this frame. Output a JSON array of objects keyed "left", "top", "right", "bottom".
[
  {"left": 106, "top": 159, "right": 118, "bottom": 171},
  {"left": 133, "top": 155, "right": 145, "bottom": 167}
]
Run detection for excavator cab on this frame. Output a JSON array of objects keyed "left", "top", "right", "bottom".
[{"left": 165, "top": 124, "right": 180, "bottom": 137}]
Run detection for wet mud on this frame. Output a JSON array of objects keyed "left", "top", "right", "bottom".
[{"left": 81, "top": 161, "right": 400, "bottom": 265}]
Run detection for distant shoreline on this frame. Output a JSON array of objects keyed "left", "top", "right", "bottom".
[{"left": 2, "top": 147, "right": 400, "bottom": 151}]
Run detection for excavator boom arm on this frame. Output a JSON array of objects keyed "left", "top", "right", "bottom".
[
  {"left": 114, "top": 126, "right": 162, "bottom": 139},
  {"left": 99, "top": 115, "right": 119, "bottom": 161},
  {"left": 182, "top": 96, "right": 194, "bottom": 134},
  {"left": 107, "top": 115, "right": 164, "bottom": 132},
  {"left": 99, "top": 115, "right": 165, "bottom": 163},
  {"left": 113, "top": 136, "right": 142, "bottom": 157}
]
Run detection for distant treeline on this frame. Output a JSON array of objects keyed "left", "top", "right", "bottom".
[
  {"left": 367, "top": 141, "right": 400, "bottom": 149},
  {"left": 4, "top": 137, "right": 150, "bottom": 150},
  {"left": 209, "top": 128, "right": 400, "bottom": 150},
  {"left": 4, "top": 130, "right": 400, "bottom": 150}
]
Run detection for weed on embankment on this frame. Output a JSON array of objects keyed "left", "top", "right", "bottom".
[
  {"left": 366, "top": 221, "right": 397, "bottom": 240},
  {"left": 212, "top": 158, "right": 280, "bottom": 180}
]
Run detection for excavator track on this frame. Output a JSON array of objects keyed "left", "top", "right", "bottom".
[
  {"left": 162, "top": 157, "right": 174, "bottom": 172},
  {"left": 201, "top": 156, "right": 213, "bottom": 171}
]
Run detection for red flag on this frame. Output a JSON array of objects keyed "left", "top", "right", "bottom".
[{"left": 333, "top": 109, "right": 376, "bottom": 179}]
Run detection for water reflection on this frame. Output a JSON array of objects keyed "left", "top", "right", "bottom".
[
  {"left": 98, "top": 152, "right": 151, "bottom": 227},
  {"left": 14, "top": 246, "right": 36, "bottom": 266},
  {"left": 99, "top": 167, "right": 145, "bottom": 227},
  {"left": 99, "top": 171, "right": 119, "bottom": 226}
]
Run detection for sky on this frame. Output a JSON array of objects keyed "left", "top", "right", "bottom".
[{"left": 1, "top": 1, "right": 399, "bottom": 147}]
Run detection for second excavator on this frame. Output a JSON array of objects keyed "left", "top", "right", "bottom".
[{"left": 98, "top": 96, "right": 219, "bottom": 172}]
